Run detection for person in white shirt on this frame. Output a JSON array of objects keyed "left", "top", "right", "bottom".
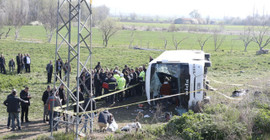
[{"left": 25, "top": 54, "right": 31, "bottom": 73}]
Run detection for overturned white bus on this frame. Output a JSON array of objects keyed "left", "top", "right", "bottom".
[{"left": 145, "top": 50, "right": 211, "bottom": 110}]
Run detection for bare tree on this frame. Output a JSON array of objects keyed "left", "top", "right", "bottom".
[
  {"left": 130, "top": 13, "right": 137, "bottom": 21},
  {"left": 0, "top": 0, "right": 4, "bottom": 36},
  {"left": 39, "top": 0, "right": 57, "bottom": 43},
  {"left": 92, "top": 5, "right": 110, "bottom": 27},
  {"left": 239, "top": 27, "right": 253, "bottom": 52},
  {"left": 212, "top": 29, "right": 226, "bottom": 51},
  {"left": 197, "top": 35, "right": 211, "bottom": 51},
  {"left": 189, "top": 9, "right": 201, "bottom": 19},
  {"left": 172, "top": 34, "right": 188, "bottom": 50},
  {"left": 98, "top": 18, "right": 120, "bottom": 47},
  {"left": 168, "top": 23, "right": 176, "bottom": 32},
  {"left": 7, "top": 0, "right": 29, "bottom": 40},
  {"left": 27, "top": 0, "right": 41, "bottom": 23},
  {"left": 252, "top": 25, "right": 270, "bottom": 54}
]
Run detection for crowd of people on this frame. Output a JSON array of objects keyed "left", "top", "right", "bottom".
[
  {"left": 0, "top": 53, "right": 31, "bottom": 74},
  {"left": 3, "top": 56, "right": 150, "bottom": 132}
]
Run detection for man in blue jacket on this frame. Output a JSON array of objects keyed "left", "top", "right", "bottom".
[{"left": 4, "top": 89, "right": 28, "bottom": 131}]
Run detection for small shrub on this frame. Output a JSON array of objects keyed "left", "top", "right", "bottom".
[
  {"left": 165, "top": 111, "right": 247, "bottom": 140},
  {"left": 254, "top": 109, "right": 270, "bottom": 133}
]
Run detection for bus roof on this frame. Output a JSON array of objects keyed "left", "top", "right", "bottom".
[{"left": 151, "top": 50, "right": 206, "bottom": 64}]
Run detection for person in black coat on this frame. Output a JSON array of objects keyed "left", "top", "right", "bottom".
[
  {"left": 72, "top": 88, "right": 84, "bottom": 113},
  {"left": 85, "top": 70, "right": 92, "bottom": 92},
  {"left": 16, "top": 53, "right": 21, "bottom": 74},
  {"left": 4, "top": 89, "right": 28, "bottom": 131},
  {"left": 5, "top": 91, "right": 13, "bottom": 129},
  {"left": 94, "top": 70, "right": 102, "bottom": 97},
  {"left": 0, "top": 54, "right": 6, "bottom": 74},
  {"left": 95, "top": 62, "right": 101, "bottom": 70},
  {"left": 56, "top": 59, "right": 63, "bottom": 81},
  {"left": 46, "top": 61, "right": 53, "bottom": 83},
  {"left": 107, "top": 73, "right": 117, "bottom": 104},
  {"left": 20, "top": 87, "right": 31, "bottom": 123},
  {"left": 42, "top": 86, "right": 51, "bottom": 123}
]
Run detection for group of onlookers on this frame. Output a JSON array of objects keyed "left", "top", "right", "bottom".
[
  {"left": 46, "top": 59, "right": 71, "bottom": 83},
  {"left": 0, "top": 53, "right": 31, "bottom": 74},
  {"left": 3, "top": 87, "right": 32, "bottom": 131}
]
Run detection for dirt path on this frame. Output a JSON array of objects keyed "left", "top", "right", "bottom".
[{"left": 0, "top": 120, "right": 52, "bottom": 140}]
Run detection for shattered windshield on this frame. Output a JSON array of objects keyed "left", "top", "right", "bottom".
[{"left": 150, "top": 63, "right": 189, "bottom": 97}]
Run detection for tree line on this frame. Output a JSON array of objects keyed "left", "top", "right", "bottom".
[{"left": 0, "top": 0, "right": 111, "bottom": 42}]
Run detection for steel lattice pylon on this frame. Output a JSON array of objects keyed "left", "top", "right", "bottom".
[{"left": 51, "top": 0, "right": 93, "bottom": 139}]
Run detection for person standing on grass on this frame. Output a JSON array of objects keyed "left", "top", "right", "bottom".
[
  {"left": 20, "top": 87, "right": 31, "bottom": 123},
  {"left": 25, "top": 54, "right": 31, "bottom": 73},
  {"left": 22, "top": 54, "right": 26, "bottom": 72},
  {"left": 20, "top": 54, "right": 23, "bottom": 72},
  {"left": 56, "top": 59, "right": 63, "bottom": 81},
  {"left": 46, "top": 90, "right": 61, "bottom": 131},
  {"left": 63, "top": 60, "right": 71, "bottom": 81},
  {"left": 9, "top": 58, "right": 15, "bottom": 73},
  {"left": 58, "top": 84, "right": 66, "bottom": 106},
  {"left": 42, "top": 86, "right": 51, "bottom": 123},
  {"left": 0, "top": 54, "right": 6, "bottom": 74},
  {"left": 4, "top": 89, "right": 28, "bottom": 131},
  {"left": 46, "top": 61, "right": 53, "bottom": 83},
  {"left": 16, "top": 53, "right": 21, "bottom": 74},
  {"left": 4, "top": 90, "right": 13, "bottom": 129}
]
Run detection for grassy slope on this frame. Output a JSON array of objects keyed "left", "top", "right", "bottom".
[
  {"left": 1, "top": 24, "right": 270, "bottom": 118},
  {"left": 0, "top": 24, "right": 270, "bottom": 139}
]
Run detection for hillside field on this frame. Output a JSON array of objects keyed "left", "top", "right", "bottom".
[{"left": 0, "top": 23, "right": 270, "bottom": 139}]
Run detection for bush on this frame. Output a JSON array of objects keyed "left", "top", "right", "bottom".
[
  {"left": 165, "top": 111, "right": 247, "bottom": 140},
  {"left": 254, "top": 109, "right": 270, "bottom": 133}
]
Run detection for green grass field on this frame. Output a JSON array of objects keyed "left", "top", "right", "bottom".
[
  {"left": 0, "top": 23, "right": 270, "bottom": 139},
  {"left": 1, "top": 23, "right": 270, "bottom": 117}
]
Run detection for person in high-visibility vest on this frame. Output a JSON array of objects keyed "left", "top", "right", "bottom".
[
  {"left": 113, "top": 70, "right": 120, "bottom": 88},
  {"left": 117, "top": 73, "right": 126, "bottom": 102},
  {"left": 138, "top": 66, "right": 146, "bottom": 96}
]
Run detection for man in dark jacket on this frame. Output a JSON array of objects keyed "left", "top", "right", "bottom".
[
  {"left": 98, "top": 110, "right": 112, "bottom": 132},
  {"left": 94, "top": 70, "right": 102, "bottom": 97},
  {"left": 8, "top": 59, "right": 15, "bottom": 73},
  {"left": 16, "top": 53, "right": 21, "bottom": 74},
  {"left": 0, "top": 54, "right": 6, "bottom": 74},
  {"left": 46, "top": 61, "right": 53, "bottom": 83},
  {"left": 107, "top": 73, "right": 117, "bottom": 104},
  {"left": 85, "top": 70, "right": 92, "bottom": 92},
  {"left": 55, "top": 59, "right": 63, "bottom": 81},
  {"left": 72, "top": 88, "right": 84, "bottom": 113},
  {"left": 95, "top": 62, "right": 101, "bottom": 70},
  {"left": 42, "top": 86, "right": 51, "bottom": 123},
  {"left": 4, "top": 89, "right": 28, "bottom": 131},
  {"left": 5, "top": 91, "right": 13, "bottom": 129},
  {"left": 20, "top": 87, "right": 31, "bottom": 123},
  {"left": 130, "top": 69, "right": 138, "bottom": 97}
]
